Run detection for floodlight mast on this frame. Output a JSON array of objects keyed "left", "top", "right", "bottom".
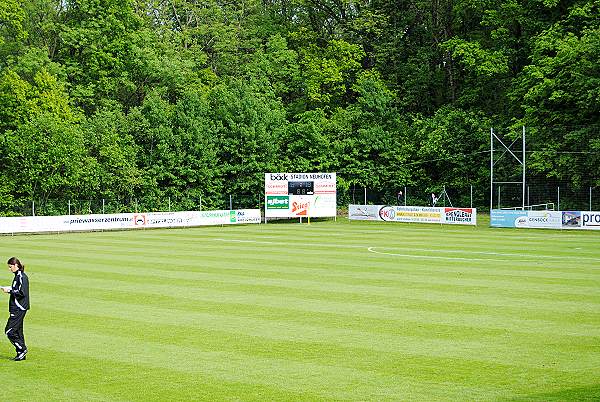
[
  {"left": 522, "top": 126, "right": 526, "bottom": 211},
  {"left": 490, "top": 128, "right": 493, "bottom": 213},
  {"left": 490, "top": 126, "right": 526, "bottom": 211}
]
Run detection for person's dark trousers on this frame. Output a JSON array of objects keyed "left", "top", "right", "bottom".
[{"left": 5, "top": 310, "right": 27, "bottom": 353}]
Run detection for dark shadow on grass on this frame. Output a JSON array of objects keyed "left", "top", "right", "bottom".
[{"left": 500, "top": 384, "right": 600, "bottom": 401}]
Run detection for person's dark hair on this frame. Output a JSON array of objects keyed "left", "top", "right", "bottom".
[{"left": 7, "top": 257, "right": 24, "bottom": 271}]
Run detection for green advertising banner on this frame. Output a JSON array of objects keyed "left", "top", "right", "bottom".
[{"left": 267, "top": 195, "right": 289, "bottom": 209}]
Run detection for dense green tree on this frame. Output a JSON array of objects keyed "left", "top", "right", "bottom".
[
  {"left": 280, "top": 109, "right": 332, "bottom": 173},
  {"left": 53, "top": 0, "right": 148, "bottom": 111},
  {"left": 242, "top": 34, "right": 301, "bottom": 105},
  {"left": 324, "top": 70, "right": 414, "bottom": 201},
  {"left": 299, "top": 39, "right": 365, "bottom": 110},
  {"left": 208, "top": 79, "right": 287, "bottom": 202},
  {"left": 0, "top": 0, "right": 26, "bottom": 58},
  {"left": 412, "top": 107, "right": 492, "bottom": 205},
  {"left": 510, "top": 2, "right": 600, "bottom": 187},
  {"left": 1, "top": 114, "right": 93, "bottom": 203},
  {"left": 171, "top": 91, "right": 224, "bottom": 209},
  {"left": 0, "top": 0, "right": 598, "bottom": 214},
  {"left": 0, "top": 55, "right": 73, "bottom": 132},
  {"left": 82, "top": 108, "right": 142, "bottom": 200}
]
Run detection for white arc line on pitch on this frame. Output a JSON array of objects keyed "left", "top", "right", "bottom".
[
  {"left": 367, "top": 247, "right": 540, "bottom": 263},
  {"left": 213, "top": 238, "right": 600, "bottom": 263}
]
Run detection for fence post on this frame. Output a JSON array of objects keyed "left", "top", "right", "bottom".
[
  {"left": 470, "top": 185, "right": 473, "bottom": 208},
  {"left": 199, "top": 195, "right": 202, "bottom": 211},
  {"left": 442, "top": 185, "right": 446, "bottom": 207},
  {"left": 68, "top": 200, "right": 71, "bottom": 215},
  {"left": 557, "top": 186, "right": 560, "bottom": 211},
  {"left": 229, "top": 195, "right": 233, "bottom": 210},
  {"left": 364, "top": 188, "right": 367, "bottom": 205},
  {"left": 497, "top": 186, "right": 501, "bottom": 209},
  {"left": 590, "top": 187, "right": 593, "bottom": 211},
  {"left": 102, "top": 199, "right": 105, "bottom": 214},
  {"left": 404, "top": 186, "right": 407, "bottom": 206},
  {"left": 32, "top": 200, "right": 35, "bottom": 217},
  {"left": 168, "top": 197, "right": 171, "bottom": 212},
  {"left": 527, "top": 185, "right": 530, "bottom": 207}
]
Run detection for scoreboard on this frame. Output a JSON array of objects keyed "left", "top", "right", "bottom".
[
  {"left": 288, "top": 181, "right": 314, "bottom": 195},
  {"left": 265, "top": 173, "right": 336, "bottom": 218}
]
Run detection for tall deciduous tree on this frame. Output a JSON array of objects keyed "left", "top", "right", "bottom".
[
  {"left": 2, "top": 114, "right": 93, "bottom": 204},
  {"left": 511, "top": 2, "right": 600, "bottom": 187}
]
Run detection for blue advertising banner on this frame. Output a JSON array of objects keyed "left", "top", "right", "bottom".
[
  {"left": 491, "top": 209, "right": 600, "bottom": 230},
  {"left": 490, "top": 210, "right": 527, "bottom": 228}
]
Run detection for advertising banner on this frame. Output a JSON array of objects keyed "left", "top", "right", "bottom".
[
  {"left": 385, "top": 206, "right": 442, "bottom": 224},
  {"left": 348, "top": 205, "right": 476, "bottom": 225},
  {"left": 582, "top": 212, "right": 600, "bottom": 229},
  {"left": 491, "top": 209, "right": 600, "bottom": 230},
  {"left": 0, "top": 209, "right": 261, "bottom": 234},
  {"left": 490, "top": 210, "right": 527, "bottom": 228},
  {"left": 443, "top": 208, "right": 477, "bottom": 225},
  {"left": 265, "top": 173, "right": 336, "bottom": 218},
  {"left": 348, "top": 204, "right": 382, "bottom": 221},
  {"left": 561, "top": 211, "right": 581, "bottom": 228},
  {"left": 523, "top": 211, "right": 562, "bottom": 229}
]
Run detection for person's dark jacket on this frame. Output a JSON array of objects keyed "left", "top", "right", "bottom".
[{"left": 9, "top": 271, "right": 29, "bottom": 312}]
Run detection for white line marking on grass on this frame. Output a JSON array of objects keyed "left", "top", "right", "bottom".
[
  {"left": 287, "top": 226, "right": 600, "bottom": 243},
  {"left": 213, "top": 238, "right": 600, "bottom": 263},
  {"left": 366, "top": 247, "right": 525, "bottom": 262},
  {"left": 376, "top": 247, "right": 600, "bottom": 262},
  {"left": 368, "top": 247, "right": 600, "bottom": 263},
  {"left": 213, "top": 238, "right": 282, "bottom": 245}
]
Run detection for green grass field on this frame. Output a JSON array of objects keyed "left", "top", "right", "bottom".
[{"left": 0, "top": 218, "right": 599, "bottom": 401}]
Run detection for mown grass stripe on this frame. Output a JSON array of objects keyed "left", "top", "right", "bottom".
[
  {"left": 31, "top": 307, "right": 594, "bottom": 395},
  {"left": 14, "top": 229, "right": 599, "bottom": 263},
  {"left": 11, "top": 233, "right": 599, "bottom": 276},
  {"left": 3, "top": 349, "right": 313, "bottom": 401},
  {"left": 28, "top": 324, "right": 509, "bottom": 401},
  {"left": 0, "top": 371, "right": 130, "bottom": 402},
  {"left": 35, "top": 256, "right": 600, "bottom": 299},
  {"left": 30, "top": 291, "right": 600, "bottom": 371},
  {"left": 36, "top": 281, "right": 600, "bottom": 338},
  {"left": 35, "top": 267, "right": 600, "bottom": 317}
]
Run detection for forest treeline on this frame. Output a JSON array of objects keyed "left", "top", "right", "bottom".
[{"left": 0, "top": 0, "right": 598, "bottom": 213}]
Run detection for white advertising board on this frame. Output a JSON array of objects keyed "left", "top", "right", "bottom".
[
  {"left": 582, "top": 212, "right": 600, "bottom": 229},
  {"left": 348, "top": 205, "right": 477, "bottom": 225},
  {"left": 265, "top": 173, "right": 336, "bottom": 218},
  {"left": 0, "top": 209, "right": 261, "bottom": 234},
  {"left": 521, "top": 210, "right": 562, "bottom": 229}
]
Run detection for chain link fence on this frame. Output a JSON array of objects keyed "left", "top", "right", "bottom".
[
  {"left": 492, "top": 183, "right": 599, "bottom": 211},
  {"left": 2, "top": 184, "right": 598, "bottom": 217},
  {"left": 3, "top": 193, "right": 263, "bottom": 217},
  {"left": 347, "top": 183, "right": 599, "bottom": 212},
  {"left": 347, "top": 185, "right": 480, "bottom": 209}
]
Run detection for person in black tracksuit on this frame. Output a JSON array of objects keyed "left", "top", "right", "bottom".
[{"left": 3, "top": 257, "right": 29, "bottom": 361}]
